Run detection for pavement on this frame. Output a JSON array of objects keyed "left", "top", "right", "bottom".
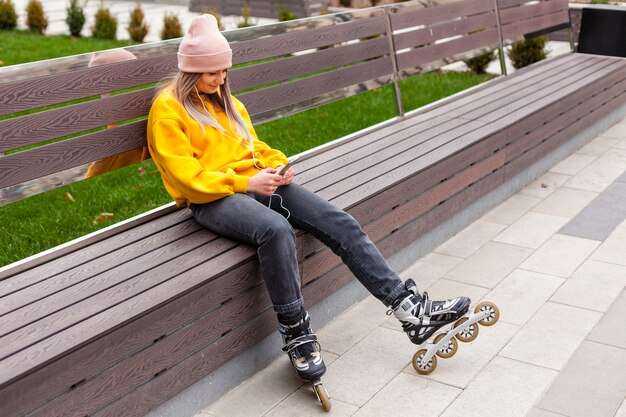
[{"left": 193, "top": 114, "right": 626, "bottom": 417}]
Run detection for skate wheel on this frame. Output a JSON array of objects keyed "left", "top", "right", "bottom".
[
  {"left": 475, "top": 301, "right": 500, "bottom": 327},
  {"left": 454, "top": 317, "right": 479, "bottom": 343},
  {"left": 434, "top": 333, "right": 458, "bottom": 359},
  {"left": 314, "top": 383, "right": 331, "bottom": 412},
  {"left": 412, "top": 349, "right": 437, "bottom": 375}
]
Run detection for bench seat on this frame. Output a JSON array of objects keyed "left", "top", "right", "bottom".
[{"left": 1, "top": 50, "right": 625, "bottom": 417}]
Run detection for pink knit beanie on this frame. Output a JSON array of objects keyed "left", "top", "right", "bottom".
[
  {"left": 178, "top": 14, "right": 232, "bottom": 73},
  {"left": 88, "top": 49, "right": 137, "bottom": 67}
]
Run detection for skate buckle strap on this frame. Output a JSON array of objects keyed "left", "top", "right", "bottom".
[{"left": 282, "top": 334, "right": 318, "bottom": 353}]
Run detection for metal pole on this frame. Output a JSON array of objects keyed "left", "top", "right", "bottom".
[
  {"left": 492, "top": 0, "right": 508, "bottom": 76},
  {"left": 384, "top": 6, "right": 405, "bottom": 118}
]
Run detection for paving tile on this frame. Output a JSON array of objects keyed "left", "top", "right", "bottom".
[
  {"left": 550, "top": 259, "right": 626, "bottom": 312},
  {"left": 352, "top": 373, "right": 461, "bottom": 417},
  {"left": 401, "top": 321, "right": 520, "bottom": 389},
  {"left": 382, "top": 279, "right": 491, "bottom": 333},
  {"left": 532, "top": 187, "right": 598, "bottom": 219},
  {"left": 434, "top": 219, "right": 506, "bottom": 258},
  {"left": 576, "top": 136, "right": 620, "bottom": 157},
  {"left": 600, "top": 122, "right": 626, "bottom": 140},
  {"left": 615, "top": 138, "right": 626, "bottom": 150},
  {"left": 590, "top": 224, "right": 626, "bottom": 266},
  {"left": 263, "top": 386, "right": 359, "bottom": 417},
  {"left": 493, "top": 212, "right": 569, "bottom": 249},
  {"left": 566, "top": 148, "right": 626, "bottom": 192},
  {"left": 518, "top": 172, "right": 572, "bottom": 200},
  {"left": 317, "top": 295, "right": 389, "bottom": 356},
  {"left": 400, "top": 252, "right": 465, "bottom": 291},
  {"left": 322, "top": 326, "right": 416, "bottom": 407},
  {"left": 499, "top": 302, "right": 601, "bottom": 370},
  {"left": 440, "top": 356, "right": 557, "bottom": 417},
  {"left": 560, "top": 204, "right": 626, "bottom": 241},
  {"left": 615, "top": 398, "right": 626, "bottom": 417},
  {"left": 483, "top": 269, "right": 565, "bottom": 326},
  {"left": 194, "top": 411, "right": 218, "bottom": 417},
  {"left": 588, "top": 288, "right": 626, "bottom": 349},
  {"left": 519, "top": 234, "right": 600, "bottom": 278},
  {"left": 445, "top": 241, "right": 533, "bottom": 288},
  {"left": 536, "top": 341, "right": 626, "bottom": 417},
  {"left": 206, "top": 355, "right": 306, "bottom": 417},
  {"left": 549, "top": 153, "right": 598, "bottom": 176},
  {"left": 525, "top": 408, "right": 567, "bottom": 417},
  {"left": 483, "top": 193, "right": 542, "bottom": 225}
]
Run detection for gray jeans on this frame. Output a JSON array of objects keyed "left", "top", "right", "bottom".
[{"left": 190, "top": 183, "right": 404, "bottom": 314}]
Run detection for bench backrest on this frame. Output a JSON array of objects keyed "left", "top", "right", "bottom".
[
  {"left": 189, "top": 0, "right": 329, "bottom": 19},
  {"left": 0, "top": 0, "right": 571, "bottom": 206}
]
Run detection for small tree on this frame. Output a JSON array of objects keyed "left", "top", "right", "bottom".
[
  {"left": 237, "top": 3, "right": 256, "bottom": 28},
  {"left": 26, "top": 0, "right": 48, "bottom": 34},
  {"left": 92, "top": 1, "right": 118, "bottom": 40},
  {"left": 127, "top": 3, "right": 149, "bottom": 42},
  {"left": 0, "top": 0, "right": 18, "bottom": 30},
  {"left": 339, "top": 0, "right": 351, "bottom": 6},
  {"left": 66, "top": 0, "right": 86, "bottom": 37},
  {"left": 161, "top": 12, "right": 182, "bottom": 40},
  {"left": 507, "top": 36, "right": 548, "bottom": 69},
  {"left": 464, "top": 50, "right": 496, "bottom": 74}
]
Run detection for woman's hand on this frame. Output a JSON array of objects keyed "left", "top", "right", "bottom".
[
  {"left": 277, "top": 166, "right": 295, "bottom": 186},
  {"left": 247, "top": 168, "right": 284, "bottom": 195}
]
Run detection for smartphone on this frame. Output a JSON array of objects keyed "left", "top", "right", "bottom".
[{"left": 278, "top": 156, "right": 299, "bottom": 175}]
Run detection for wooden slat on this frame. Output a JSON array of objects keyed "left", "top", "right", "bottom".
[
  {"left": 0, "top": 54, "right": 176, "bottom": 117},
  {"left": 461, "top": 55, "right": 618, "bottom": 121},
  {"left": 230, "top": 36, "right": 389, "bottom": 92},
  {"left": 0, "top": 258, "right": 261, "bottom": 417},
  {"left": 431, "top": 53, "right": 592, "bottom": 119},
  {"left": 231, "top": 16, "right": 387, "bottom": 64},
  {"left": 506, "top": 75, "right": 626, "bottom": 164},
  {"left": 238, "top": 56, "right": 393, "bottom": 115},
  {"left": 393, "top": 12, "right": 497, "bottom": 50},
  {"left": 501, "top": 10, "right": 570, "bottom": 40},
  {"left": 499, "top": 0, "right": 568, "bottom": 25},
  {"left": 0, "top": 88, "right": 156, "bottom": 153},
  {"left": 0, "top": 209, "right": 191, "bottom": 292},
  {"left": 396, "top": 29, "right": 499, "bottom": 71},
  {"left": 27, "top": 281, "right": 272, "bottom": 417},
  {"left": 0, "top": 121, "right": 147, "bottom": 190},
  {"left": 391, "top": 0, "right": 494, "bottom": 30},
  {"left": 0, "top": 221, "right": 203, "bottom": 317},
  {"left": 89, "top": 259, "right": 355, "bottom": 417}
]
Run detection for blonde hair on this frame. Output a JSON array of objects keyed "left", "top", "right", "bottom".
[{"left": 160, "top": 71, "right": 253, "bottom": 146}]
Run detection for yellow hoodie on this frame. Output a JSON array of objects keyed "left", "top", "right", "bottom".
[{"left": 147, "top": 88, "right": 288, "bottom": 206}]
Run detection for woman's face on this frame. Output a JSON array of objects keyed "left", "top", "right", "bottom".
[{"left": 195, "top": 69, "right": 227, "bottom": 94}]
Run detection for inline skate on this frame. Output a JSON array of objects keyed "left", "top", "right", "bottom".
[
  {"left": 391, "top": 279, "right": 500, "bottom": 375},
  {"left": 278, "top": 310, "right": 331, "bottom": 411}
]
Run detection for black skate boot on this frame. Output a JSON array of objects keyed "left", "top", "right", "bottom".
[
  {"left": 278, "top": 310, "right": 326, "bottom": 381},
  {"left": 391, "top": 279, "right": 471, "bottom": 345}
]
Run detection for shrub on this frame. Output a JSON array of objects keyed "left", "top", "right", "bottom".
[
  {"left": 66, "top": 0, "right": 86, "bottom": 37},
  {"left": 339, "top": 0, "right": 351, "bottom": 6},
  {"left": 237, "top": 4, "right": 255, "bottom": 28},
  {"left": 26, "top": 0, "right": 47, "bottom": 34},
  {"left": 0, "top": 0, "right": 18, "bottom": 30},
  {"left": 464, "top": 50, "right": 496, "bottom": 74},
  {"left": 161, "top": 12, "right": 182, "bottom": 40},
  {"left": 507, "top": 35, "right": 548, "bottom": 69},
  {"left": 127, "top": 3, "right": 149, "bottom": 42},
  {"left": 278, "top": 6, "right": 297, "bottom": 21},
  {"left": 92, "top": 2, "right": 118, "bottom": 40}
]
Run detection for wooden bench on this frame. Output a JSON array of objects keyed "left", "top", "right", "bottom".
[{"left": 1, "top": 1, "right": 625, "bottom": 416}]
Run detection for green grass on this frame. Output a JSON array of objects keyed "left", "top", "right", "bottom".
[
  {"left": 0, "top": 30, "right": 494, "bottom": 267},
  {"left": 0, "top": 29, "right": 135, "bottom": 67}
]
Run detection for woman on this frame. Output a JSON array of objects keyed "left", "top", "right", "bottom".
[{"left": 147, "top": 14, "right": 471, "bottom": 384}]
